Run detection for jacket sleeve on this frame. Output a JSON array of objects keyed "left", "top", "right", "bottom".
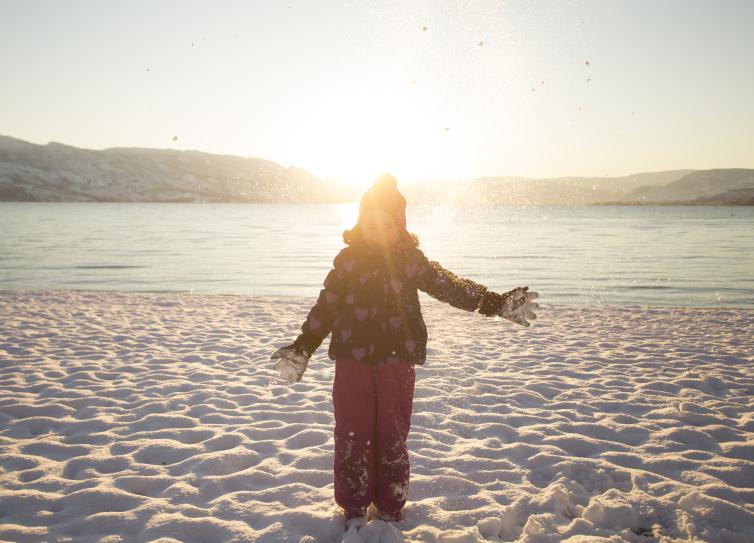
[
  {"left": 292, "top": 248, "right": 351, "bottom": 354},
  {"left": 414, "top": 249, "right": 489, "bottom": 312}
]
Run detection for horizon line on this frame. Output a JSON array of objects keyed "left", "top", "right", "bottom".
[{"left": 3, "top": 133, "right": 754, "bottom": 184}]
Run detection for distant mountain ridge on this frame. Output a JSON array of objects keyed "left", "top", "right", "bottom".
[
  {"left": 1, "top": 135, "right": 752, "bottom": 204},
  {"left": 621, "top": 169, "right": 754, "bottom": 203},
  {"left": 401, "top": 170, "right": 697, "bottom": 206},
  {"left": 0, "top": 135, "right": 354, "bottom": 203}
]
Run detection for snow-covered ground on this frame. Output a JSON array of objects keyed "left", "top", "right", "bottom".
[{"left": 1, "top": 290, "right": 753, "bottom": 542}]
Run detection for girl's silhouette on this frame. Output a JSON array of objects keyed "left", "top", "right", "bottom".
[{"left": 271, "top": 173, "right": 539, "bottom": 530}]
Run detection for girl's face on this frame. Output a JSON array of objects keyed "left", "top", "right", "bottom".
[{"left": 362, "top": 209, "right": 401, "bottom": 248}]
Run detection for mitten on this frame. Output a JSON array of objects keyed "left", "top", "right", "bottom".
[
  {"left": 478, "top": 286, "right": 539, "bottom": 327},
  {"left": 270, "top": 344, "right": 312, "bottom": 383}
]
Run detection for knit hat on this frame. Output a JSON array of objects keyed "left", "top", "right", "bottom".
[{"left": 357, "top": 173, "right": 407, "bottom": 230}]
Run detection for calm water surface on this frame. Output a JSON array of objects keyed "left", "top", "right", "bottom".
[{"left": 1, "top": 202, "right": 752, "bottom": 307}]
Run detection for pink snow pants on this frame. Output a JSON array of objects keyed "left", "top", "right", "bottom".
[{"left": 332, "top": 356, "right": 416, "bottom": 519}]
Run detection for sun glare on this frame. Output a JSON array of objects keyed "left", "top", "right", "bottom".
[
  {"left": 337, "top": 202, "right": 360, "bottom": 233},
  {"left": 288, "top": 77, "right": 442, "bottom": 186}
]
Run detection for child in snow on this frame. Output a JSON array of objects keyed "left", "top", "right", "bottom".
[{"left": 270, "top": 174, "right": 539, "bottom": 529}]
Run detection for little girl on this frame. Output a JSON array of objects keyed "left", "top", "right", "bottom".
[{"left": 270, "top": 174, "right": 539, "bottom": 531}]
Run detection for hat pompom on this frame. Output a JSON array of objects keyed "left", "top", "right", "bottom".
[{"left": 374, "top": 173, "right": 398, "bottom": 190}]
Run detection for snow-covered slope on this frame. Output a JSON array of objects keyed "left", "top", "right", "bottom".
[
  {"left": 0, "top": 135, "right": 348, "bottom": 203},
  {"left": 402, "top": 170, "right": 696, "bottom": 206},
  {"left": 624, "top": 169, "right": 754, "bottom": 203},
  {"left": 3, "top": 135, "right": 751, "bottom": 205}
]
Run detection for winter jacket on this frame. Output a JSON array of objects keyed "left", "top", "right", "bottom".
[{"left": 292, "top": 237, "right": 494, "bottom": 366}]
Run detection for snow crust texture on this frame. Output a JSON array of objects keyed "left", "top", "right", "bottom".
[{"left": 0, "top": 290, "right": 753, "bottom": 542}]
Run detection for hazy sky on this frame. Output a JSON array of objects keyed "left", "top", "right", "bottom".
[{"left": 1, "top": 0, "right": 753, "bottom": 185}]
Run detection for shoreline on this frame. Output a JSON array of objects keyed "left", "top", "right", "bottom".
[
  {"left": 2, "top": 199, "right": 753, "bottom": 206},
  {"left": 2, "top": 288, "right": 753, "bottom": 311}
]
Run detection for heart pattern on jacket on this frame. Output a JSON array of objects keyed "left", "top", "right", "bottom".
[{"left": 295, "top": 243, "right": 488, "bottom": 366}]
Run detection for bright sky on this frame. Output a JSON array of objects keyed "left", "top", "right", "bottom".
[{"left": 1, "top": 0, "right": 753, "bottom": 186}]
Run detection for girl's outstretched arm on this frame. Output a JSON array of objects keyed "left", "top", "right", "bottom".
[
  {"left": 291, "top": 248, "right": 352, "bottom": 354},
  {"left": 414, "top": 249, "right": 539, "bottom": 325},
  {"left": 414, "top": 250, "right": 489, "bottom": 312}
]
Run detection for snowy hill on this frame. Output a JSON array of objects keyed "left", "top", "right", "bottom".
[
  {"left": 622, "top": 169, "right": 754, "bottom": 203},
  {"left": 2, "top": 135, "right": 752, "bottom": 205},
  {"left": 402, "top": 170, "right": 696, "bottom": 206},
  {"left": 689, "top": 188, "right": 754, "bottom": 205},
  {"left": 0, "top": 135, "right": 353, "bottom": 203}
]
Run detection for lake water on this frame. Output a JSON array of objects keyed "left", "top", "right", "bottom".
[{"left": 1, "top": 202, "right": 752, "bottom": 308}]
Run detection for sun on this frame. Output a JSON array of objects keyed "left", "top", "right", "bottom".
[{"left": 285, "top": 77, "right": 441, "bottom": 187}]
